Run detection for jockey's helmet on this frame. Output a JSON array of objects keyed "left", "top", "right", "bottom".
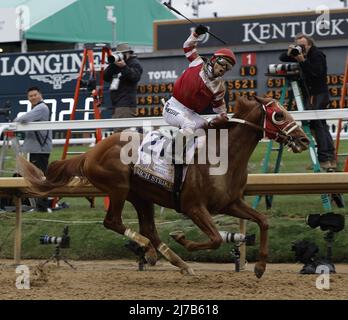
[{"left": 211, "top": 48, "right": 236, "bottom": 70}]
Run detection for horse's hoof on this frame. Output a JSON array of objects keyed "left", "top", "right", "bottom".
[
  {"left": 169, "top": 230, "right": 185, "bottom": 242},
  {"left": 254, "top": 262, "right": 266, "bottom": 279},
  {"left": 180, "top": 267, "right": 195, "bottom": 276},
  {"left": 145, "top": 247, "right": 157, "bottom": 266}
]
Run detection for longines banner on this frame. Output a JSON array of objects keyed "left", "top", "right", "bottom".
[
  {"left": 0, "top": 49, "right": 186, "bottom": 121},
  {"left": 154, "top": 9, "right": 348, "bottom": 50},
  {"left": 0, "top": 49, "right": 109, "bottom": 122}
]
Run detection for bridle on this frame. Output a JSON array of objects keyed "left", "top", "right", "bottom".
[{"left": 227, "top": 99, "right": 299, "bottom": 145}]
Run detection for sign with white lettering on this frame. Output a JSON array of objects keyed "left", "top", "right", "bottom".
[{"left": 154, "top": 9, "right": 348, "bottom": 50}]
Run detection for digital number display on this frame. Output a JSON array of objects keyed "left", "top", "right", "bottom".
[
  {"left": 265, "top": 74, "right": 347, "bottom": 110},
  {"left": 137, "top": 83, "right": 173, "bottom": 94},
  {"left": 239, "top": 66, "right": 257, "bottom": 76},
  {"left": 137, "top": 95, "right": 169, "bottom": 106},
  {"left": 327, "top": 74, "right": 347, "bottom": 109},
  {"left": 134, "top": 67, "right": 348, "bottom": 116},
  {"left": 135, "top": 106, "right": 163, "bottom": 117},
  {"left": 136, "top": 82, "right": 172, "bottom": 116},
  {"left": 227, "top": 79, "right": 257, "bottom": 90}
]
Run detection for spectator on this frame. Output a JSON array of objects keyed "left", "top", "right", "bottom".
[
  {"left": 104, "top": 43, "right": 143, "bottom": 131},
  {"left": 279, "top": 33, "right": 336, "bottom": 170},
  {"left": 14, "top": 86, "right": 52, "bottom": 212}
]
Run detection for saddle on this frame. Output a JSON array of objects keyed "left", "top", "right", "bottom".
[
  {"left": 134, "top": 129, "right": 199, "bottom": 212},
  {"left": 134, "top": 115, "right": 228, "bottom": 212}
]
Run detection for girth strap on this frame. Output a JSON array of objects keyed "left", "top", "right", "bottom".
[{"left": 173, "top": 164, "right": 183, "bottom": 213}]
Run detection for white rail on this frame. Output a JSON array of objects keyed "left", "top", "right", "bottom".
[{"left": 1, "top": 109, "right": 348, "bottom": 133}]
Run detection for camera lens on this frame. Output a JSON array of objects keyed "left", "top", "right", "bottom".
[
  {"left": 290, "top": 48, "right": 300, "bottom": 56},
  {"left": 108, "top": 53, "right": 124, "bottom": 64},
  {"left": 114, "top": 53, "right": 124, "bottom": 62},
  {"left": 107, "top": 55, "right": 115, "bottom": 64}
]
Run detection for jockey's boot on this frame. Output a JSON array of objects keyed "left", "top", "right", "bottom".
[
  {"left": 171, "top": 134, "right": 185, "bottom": 165},
  {"left": 165, "top": 128, "right": 207, "bottom": 165},
  {"left": 171, "top": 132, "right": 198, "bottom": 165}
]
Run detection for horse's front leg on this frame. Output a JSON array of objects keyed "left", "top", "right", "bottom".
[
  {"left": 170, "top": 205, "right": 223, "bottom": 251},
  {"left": 223, "top": 199, "right": 269, "bottom": 279},
  {"left": 127, "top": 192, "right": 194, "bottom": 275}
]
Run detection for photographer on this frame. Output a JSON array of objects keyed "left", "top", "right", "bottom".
[
  {"left": 103, "top": 43, "right": 143, "bottom": 131},
  {"left": 279, "top": 33, "right": 336, "bottom": 170},
  {"left": 14, "top": 86, "right": 52, "bottom": 212}
]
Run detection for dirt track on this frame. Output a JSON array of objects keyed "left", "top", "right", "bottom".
[{"left": 1, "top": 259, "right": 348, "bottom": 300}]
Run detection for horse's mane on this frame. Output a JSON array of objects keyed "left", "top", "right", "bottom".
[
  {"left": 233, "top": 97, "right": 259, "bottom": 119},
  {"left": 216, "top": 97, "right": 262, "bottom": 131}
]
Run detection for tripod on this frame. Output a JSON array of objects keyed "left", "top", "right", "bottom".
[
  {"left": 40, "top": 245, "right": 76, "bottom": 270},
  {"left": 321, "top": 230, "right": 336, "bottom": 273},
  {"left": 231, "top": 243, "right": 242, "bottom": 272}
]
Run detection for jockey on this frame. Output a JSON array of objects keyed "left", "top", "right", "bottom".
[{"left": 162, "top": 24, "right": 236, "bottom": 162}]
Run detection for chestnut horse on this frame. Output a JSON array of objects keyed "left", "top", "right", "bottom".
[{"left": 17, "top": 96, "right": 309, "bottom": 278}]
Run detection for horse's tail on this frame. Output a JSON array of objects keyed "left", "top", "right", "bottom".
[{"left": 17, "top": 153, "right": 87, "bottom": 196}]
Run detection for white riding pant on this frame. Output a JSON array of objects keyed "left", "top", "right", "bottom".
[{"left": 162, "top": 97, "right": 208, "bottom": 135}]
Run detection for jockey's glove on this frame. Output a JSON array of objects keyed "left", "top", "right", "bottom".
[{"left": 195, "top": 24, "right": 208, "bottom": 35}]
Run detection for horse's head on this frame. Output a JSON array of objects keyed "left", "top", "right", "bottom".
[{"left": 235, "top": 96, "right": 309, "bottom": 153}]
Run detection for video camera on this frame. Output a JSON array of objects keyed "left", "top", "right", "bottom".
[
  {"left": 291, "top": 213, "right": 345, "bottom": 274},
  {"left": 306, "top": 213, "right": 345, "bottom": 233},
  {"left": 40, "top": 226, "right": 70, "bottom": 248}
]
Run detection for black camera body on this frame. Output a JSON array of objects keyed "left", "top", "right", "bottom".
[
  {"left": 80, "top": 79, "right": 96, "bottom": 92},
  {"left": 292, "top": 239, "right": 319, "bottom": 264},
  {"left": 40, "top": 226, "right": 70, "bottom": 248},
  {"left": 289, "top": 44, "right": 305, "bottom": 57},
  {"left": 306, "top": 213, "right": 345, "bottom": 233}
]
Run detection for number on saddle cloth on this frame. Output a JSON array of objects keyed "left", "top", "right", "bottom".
[{"left": 139, "top": 130, "right": 172, "bottom": 163}]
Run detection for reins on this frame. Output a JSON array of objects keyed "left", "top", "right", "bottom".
[{"left": 227, "top": 101, "right": 298, "bottom": 141}]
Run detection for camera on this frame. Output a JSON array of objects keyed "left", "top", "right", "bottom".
[
  {"left": 306, "top": 213, "right": 345, "bottom": 233},
  {"left": 218, "top": 231, "right": 256, "bottom": 246},
  {"left": 291, "top": 240, "right": 318, "bottom": 264},
  {"left": 289, "top": 44, "right": 305, "bottom": 57},
  {"left": 40, "top": 226, "right": 70, "bottom": 248},
  {"left": 80, "top": 79, "right": 96, "bottom": 92},
  {"left": 107, "top": 52, "right": 124, "bottom": 64},
  {"left": 267, "top": 63, "right": 300, "bottom": 75}
]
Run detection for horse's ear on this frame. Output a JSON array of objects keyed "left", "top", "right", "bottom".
[{"left": 254, "top": 96, "right": 272, "bottom": 105}]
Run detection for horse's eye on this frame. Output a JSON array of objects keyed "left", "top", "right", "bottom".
[{"left": 272, "top": 111, "right": 285, "bottom": 125}]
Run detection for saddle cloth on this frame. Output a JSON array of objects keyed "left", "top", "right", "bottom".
[{"left": 133, "top": 130, "right": 197, "bottom": 191}]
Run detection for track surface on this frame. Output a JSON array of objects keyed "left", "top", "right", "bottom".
[{"left": 1, "top": 260, "right": 348, "bottom": 300}]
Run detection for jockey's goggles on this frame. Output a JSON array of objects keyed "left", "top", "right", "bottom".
[{"left": 215, "top": 57, "right": 233, "bottom": 71}]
